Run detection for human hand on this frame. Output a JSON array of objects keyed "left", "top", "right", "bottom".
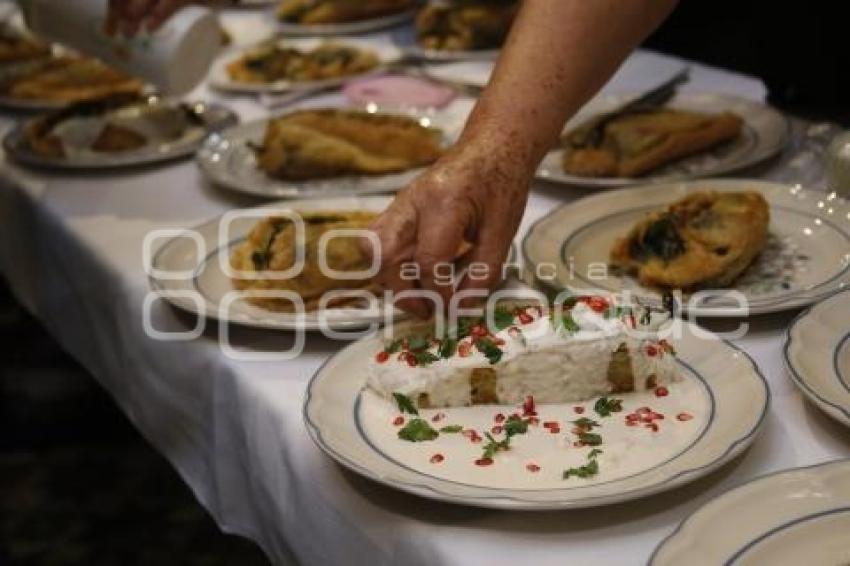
[
  {"left": 105, "top": 0, "right": 193, "bottom": 37},
  {"left": 365, "top": 142, "right": 532, "bottom": 318}
]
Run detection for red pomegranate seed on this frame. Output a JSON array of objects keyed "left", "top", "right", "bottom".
[
  {"left": 493, "top": 337, "right": 506, "bottom": 346},
  {"left": 526, "top": 463, "right": 541, "bottom": 473},
  {"left": 491, "top": 425, "right": 503, "bottom": 434},
  {"left": 646, "top": 344, "right": 658, "bottom": 357},
  {"left": 523, "top": 395, "right": 536, "bottom": 416},
  {"left": 626, "top": 420, "right": 638, "bottom": 427},
  {"left": 431, "top": 412, "right": 445, "bottom": 423},
  {"left": 677, "top": 412, "right": 693, "bottom": 422},
  {"left": 518, "top": 311, "right": 533, "bottom": 325},
  {"left": 462, "top": 429, "right": 476, "bottom": 438},
  {"left": 494, "top": 413, "right": 506, "bottom": 423},
  {"left": 652, "top": 412, "right": 665, "bottom": 420},
  {"left": 626, "top": 413, "right": 640, "bottom": 422},
  {"left": 430, "top": 454, "right": 444, "bottom": 464},
  {"left": 543, "top": 421, "right": 559, "bottom": 429},
  {"left": 406, "top": 354, "right": 418, "bottom": 367},
  {"left": 581, "top": 296, "right": 610, "bottom": 313},
  {"left": 574, "top": 406, "right": 585, "bottom": 414},
  {"left": 645, "top": 423, "right": 659, "bottom": 432},
  {"left": 655, "top": 386, "right": 669, "bottom": 397},
  {"left": 475, "top": 457, "right": 493, "bottom": 466},
  {"left": 392, "top": 416, "right": 404, "bottom": 426},
  {"left": 376, "top": 351, "right": 389, "bottom": 363},
  {"left": 549, "top": 426, "right": 560, "bottom": 434}
]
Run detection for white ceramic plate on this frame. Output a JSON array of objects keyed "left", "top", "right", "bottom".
[
  {"left": 149, "top": 195, "right": 404, "bottom": 331},
  {"left": 209, "top": 37, "right": 403, "bottom": 94},
  {"left": 536, "top": 93, "right": 789, "bottom": 188},
  {"left": 273, "top": 7, "right": 415, "bottom": 36},
  {"left": 784, "top": 290, "right": 850, "bottom": 427},
  {"left": 3, "top": 99, "right": 237, "bottom": 170},
  {"left": 422, "top": 60, "right": 493, "bottom": 89},
  {"left": 522, "top": 179, "right": 850, "bottom": 316},
  {"left": 304, "top": 323, "right": 768, "bottom": 509},
  {"left": 196, "top": 97, "right": 473, "bottom": 199},
  {"left": 651, "top": 459, "right": 850, "bottom": 565}
]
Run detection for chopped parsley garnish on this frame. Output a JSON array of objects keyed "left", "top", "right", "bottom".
[
  {"left": 578, "top": 432, "right": 602, "bottom": 446},
  {"left": 594, "top": 396, "right": 623, "bottom": 418},
  {"left": 438, "top": 338, "right": 457, "bottom": 359},
  {"left": 572, "top": 418, "right": 600, "bottom": 429},
  {"left": 563, "top": 447, "right": 603, "bottom": 480},
  {"left": 413, "top": 350, "right": 439, "bottom": 366},
  {"left": 503, "top": 417, "right": 529, "bottom": 437},
  {"left": 439, "top": 425, "right": 463, "bottom": 433},
  {"left": 552, "top": 311, "right": 580, "bottom": 333},
  {"left": 384, "top": 339, "right": 402, "bottom": 354},
  {"left": 392, "top": 392, "right": 419, "bottom": 416},
  {"left": 481, "top": 432, "right": 511, "bottom": 460},
  {"left": 406, "top": 335, "right": 430, "bottom": 351},
  {"left": 492, "top": 307, "right": 515, "bottom": 331},
  {"left": 563, "top": 458, "right": 599, "bottom": 480},
  {"left": 474, "top": 338, "right": 503, "bottom": 365},
  {"left": 397, "top": 418, "right": 439, "bottom": 442}
]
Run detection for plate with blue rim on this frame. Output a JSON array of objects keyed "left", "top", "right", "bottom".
[
  {"left": 651, "top": 459, "right": 850, "bottom": 565},
  {"left": 522, "top": 179, "right": 850, "bottom": 317},
  {"left": 303, "top": 320, "right": 768, "bottom": 509},
  {"left": 784, "top": 289, "right": 850, "bottom": 427}
]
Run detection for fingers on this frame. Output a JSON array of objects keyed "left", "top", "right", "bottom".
[
  {"left": 457, "top": 217, "right": 515, "bottom": 305},
  {"left": 146, "top": 0, "right": 187, "bottom": 32},
  {"left": 367, "top": 197, "right": 433, "bottom": 318},
  {"left": 413, "top": 203, "right": 472, "bottom": 306}
]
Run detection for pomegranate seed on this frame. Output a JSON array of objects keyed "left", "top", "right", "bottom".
[
  {"left": 462, "top": 429, "right": 476, "bottom": 438},
  {"left": 430, "top": 453, "right": 444, "bottom": 464},
  {"left": 431, "top": 412, "right": 445, "bottom": 423},
  {"left": 626, "top": 420, "right": 638, "bottom": 427},
  {"left": 646, "top": 344, "right": 658, "bottom": 357},
  {"left": 655, "top": 386, "right": 669, "bottom": 397},
  {"left": 574, "top": 406, "right": 585, "bottom": 414},
  {"left": 626, "top": 414, "right": 640, "bottom": 422},
  {"left": 523, "top": 395, "right": 536, "bottom": 416},
  {"left": 677, "top": 412, "right": 693, "bottom": 422},
  {"left": 581, "top": 296, "right": 610, "bottom": 313},
  {"left": 652, "top": 412, "right": 665, "bottom": 420},
  {"left": 491, "top": 425, "right": 503, "bottom": 434},
  {"left": 406, "top": 354, "right": 418, "bottom": 367},
  {"left": 543, "top": 421, "right": 559, "bottom": 429},
  {"left": 376, "top": 351, "right": 389, "bottom": 363},
  {"left": 392, "top": 416, "right": 404, "bottom": 426},
  {"left": 493, "top": 337, "right": 505, "bottom": 346},
  {"left": 549, "top": 426, "right": 560, "bottom": 434},
  {"left": 494, "top": 413, "right": 506, "bottom": 423},
  {"left": 475, "top": 457, "right": 493, "bottom": 466},
  {"left": 646, "top": 423, "right": 659, "bottom": 432},
  {"left": 518, "top": 312, "right": 533, "bottom": 325},
  {"left": 526, "top": 463, "right": 541, "bottom": 473}
]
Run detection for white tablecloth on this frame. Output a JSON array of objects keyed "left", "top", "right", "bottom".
[{"left": 1, "top": 9, "right": 848, "bottom": 566}]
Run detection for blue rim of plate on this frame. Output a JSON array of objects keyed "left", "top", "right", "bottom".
[
  {"left": 649, "top": 458, "right": 850, "bottom": 565},
  {"left": 782, "top": 289, "right": 850, "bottom": 424},
  {"left": 302, "top": 334, "right": 770, "bottom": 509},
  {"left": 724, "top": 506, "right": 850, "bottom": 565}
]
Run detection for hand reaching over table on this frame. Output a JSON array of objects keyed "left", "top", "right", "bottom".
[
  {"left": 105, "top": 0, "right": 195, "bottom": 36},
  {"left": 366, "top": 0, "right": 678, "bottom": 316}
]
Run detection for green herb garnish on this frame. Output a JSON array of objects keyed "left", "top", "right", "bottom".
[
  {"left": 588, "top": 448, "right": 603, "bottom": 460},
  {"left": 481, "top": 432, "right": 511, "bottom": 459},
  {"left": 392, "top": 392, "right": 419, "bottom": 416},
  {"left": 572, "top": 418, "right": 600, "bottom": 429},
  {"left": 397, "top": 418, "right": 438, "bottom": 442},
  {"left": 413, "top": 350, "right": 439, "bottom": 366},
  {"left": 492, "top": 307, "right": 515, "bottom": 332},
  {"left": 503, "top": 417, "right": 529, "bottom": 437},
  {"left": 406, "top": 335, "right": 430, "bottom": 351},
  {"left": 439, "top": 424, "right": 463, "bottom": 433},
  {"left": 578, "top": 432, "right": 602, "bottom": 446},
  {"left": 594, "top": 396, "right": 623, "bottom": 418},
  {"left": 438, "top": 338, "right": 457, "bottom": 359},
  {"left": 563, "top": 458, "right": 599, "bottom": 480},
  {"left": 384, "top": 339, "right": 402, "bottom": 354},
  {"left": 474, "top": 338, "right": 503, "bottom": 364}
]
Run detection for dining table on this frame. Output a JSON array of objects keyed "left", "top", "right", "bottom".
[{"left": 0, "top": 7, "right": 848, "bottom": 566}]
